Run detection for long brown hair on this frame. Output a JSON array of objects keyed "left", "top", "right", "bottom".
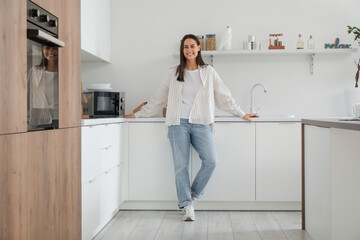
[{"left": 176, "top": 34, "right": 206, "bottom": 82}]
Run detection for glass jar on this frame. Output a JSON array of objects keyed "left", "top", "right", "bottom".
[
  {"left": 196, "top": 35, "right": 204, "bottom": 51},
  {"left": 206, "top": 34, "right": 216, "bottom": 51}
]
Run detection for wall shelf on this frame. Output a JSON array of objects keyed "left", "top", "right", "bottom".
[{"left": 173, "top": 48, "right": 358, "bottom": 74}]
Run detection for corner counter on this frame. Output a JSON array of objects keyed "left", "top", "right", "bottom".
[
  {"left": 302, "top": 118, "right": 360, "bottom": 240},
  {"left": 302, "top": 118, "right": 360, "bottom": 131}
]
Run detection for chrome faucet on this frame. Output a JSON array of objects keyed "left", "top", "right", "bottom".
[{"left": 250, "top": 83, "right": 267, "bottom": 114}]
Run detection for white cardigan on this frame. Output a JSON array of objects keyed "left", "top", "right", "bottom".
[{"left": 135, "top": 65, "right": 246, "bottom": 126}]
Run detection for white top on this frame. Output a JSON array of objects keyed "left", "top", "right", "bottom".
[
  {"left": 42, "top": 71, "right": 59, "bottom": 119},
  {"left": 42, "top": 71, "right": 58, "bottom": 107},
  {"left": 135, "top": 65, "right": 246, "bottom": 126},
  {"left": 180, "top": 69, "right": 201, "bottom": 119}
]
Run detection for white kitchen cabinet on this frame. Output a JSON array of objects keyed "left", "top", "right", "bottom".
[
  {"left": 304, "top": 125, "right": 360, "bottom": 240},
  {"left": 82, "top": 164, "right": 122, "bottom": 240},
  {"left": 304, "top": 125, "right": 331, "bottom": 240},
  {"left": 128, "top": 123, "right": 177, "bottom": 201},
  {"left": 255, "top": 122, "right": 301, "bottom": 201},
  {"left": 81, "top": 0, "right": 111, "bottom": 62},
  {"left": 82, "top": 176, "right": 101, "bottom": 240},
  {"left": 81, "top": 122, "right": 124, "bottom": 240},
  {"left": 82, "top": 123, "right": 121, "bottom": 184},
  {"left": 99, "top": 165, "right": 122, "bottom": 224},
  {"left": 191, "top": 122, "right": 256, "bottom": 201}
]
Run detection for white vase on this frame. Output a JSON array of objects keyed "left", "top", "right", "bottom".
[{"left": 344, "top": 87, "right": 360, "bottom": 116}]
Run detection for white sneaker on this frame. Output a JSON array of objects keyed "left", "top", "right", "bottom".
[
  {"left": 183, "top": 205, "right": 195, "bottom": 221},
  {"left": 191, "top": 194, "right": 199, "bottom": 203}
]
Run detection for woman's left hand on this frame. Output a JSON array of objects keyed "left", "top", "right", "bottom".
[{"left": 242, "top": 113, "right": 259, "bottom": 122}]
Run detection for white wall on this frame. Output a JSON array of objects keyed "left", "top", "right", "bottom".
[{"left": 81, "top": 0, "right": 360, "bottom": 117}]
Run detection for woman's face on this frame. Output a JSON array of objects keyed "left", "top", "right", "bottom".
[
  {"left": 42, "top": 46, "right": 58, "bottom": 62},
  {"left": 183, "top": 38, "right": 200, "bottom": 61}
]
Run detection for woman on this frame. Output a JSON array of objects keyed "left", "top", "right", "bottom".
[
  {"left": 124, "top": 34, "right": 258, "bottom": 221},
  {"left": 28, "top": 45, "right": 59, "bottom": 129}
]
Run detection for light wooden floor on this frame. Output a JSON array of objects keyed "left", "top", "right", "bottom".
[{"left": 94, "top": 210, "right": 313, "bottom": 240}]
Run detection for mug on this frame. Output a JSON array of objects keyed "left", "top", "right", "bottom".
[{"left": 353, "top": 103, "right": 360, "bottom": 118}]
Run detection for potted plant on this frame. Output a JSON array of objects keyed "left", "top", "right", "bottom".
[{"left": 344, "top": 26, "right": 360, "bottom": 116}]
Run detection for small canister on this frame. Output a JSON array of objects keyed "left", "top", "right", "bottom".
[
  {"left": 206, "top": 34, "right": 216, "bottom": 51},
  {"left": 196, "top": 35, "right": 205, "bottom": 51}
]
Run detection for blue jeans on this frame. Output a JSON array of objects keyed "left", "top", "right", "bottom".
[{"left": 168, "top": 118, "right": 218, "bottom": 208}]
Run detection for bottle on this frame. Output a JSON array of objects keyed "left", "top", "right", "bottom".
[
  {"left": 218, "top": 26, "right": 232, "bottom": 50},
  {"left": 308, "top": 35, "right": 315, "bottom": 49},
  {"left": 296, "top": 34, "right": 304, "bottom": 49}
]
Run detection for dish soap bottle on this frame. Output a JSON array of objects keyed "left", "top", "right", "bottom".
[
  {"left": 307, "top": 35, "right": 315, "bottom": 49},
  {"left": 218, "top": 26, "right": 232, "bottom": 50},
  {"left": 296, "top": 34, "right": 304, "bottom": 49}
]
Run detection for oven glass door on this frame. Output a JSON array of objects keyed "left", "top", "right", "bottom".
[
  {"left": 27, "top": 38, "right": 59, "bottom": 131},
  {"left": 94, "top": 92, "right": 119, "bottom": 116}
]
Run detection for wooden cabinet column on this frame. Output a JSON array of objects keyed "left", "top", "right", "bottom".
[{"left": 0, "top": 133, "right": 28, "bottom": 240}]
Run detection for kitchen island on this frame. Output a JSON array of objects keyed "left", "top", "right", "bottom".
[{"left": 302, "top": 118, "right": 360, "bottom": 240}]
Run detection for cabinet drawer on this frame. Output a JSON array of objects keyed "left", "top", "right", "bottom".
[
  {"left": 82, "top": 123, "right": 122, "bottom": 183},
  {"left": 99, "top": 145, "right": 121, "bottom": 173},
  {"left": 82, "top": 123, "right": 120, "bottom": 150},
  {"left": 99, "top": 165, "right": 121, "bottom": 223},
  {"left": 82, "top": 147, "right": 101, "bottom": 184},
  {"left": 82, "top": 177, "right": 101, "bottom": 240}
]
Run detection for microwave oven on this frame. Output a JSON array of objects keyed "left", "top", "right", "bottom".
[{"left": 82, "top": 91, "right": 125, "bottom": 118}]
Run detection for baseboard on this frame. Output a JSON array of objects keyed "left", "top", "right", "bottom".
[{"left": 119, "top": 200, "right": 301, "bottom": 211}]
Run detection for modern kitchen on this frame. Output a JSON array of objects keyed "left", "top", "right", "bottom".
[{"left": 1, "top": 0, "right": 360, "bottom": 240}]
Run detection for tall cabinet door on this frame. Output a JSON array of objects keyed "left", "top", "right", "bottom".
[
  {"left": 0, "top": 133, "right": 27, "bottom": 240},
  {"left": 58, "top": 0, "right": 81, "bottom": 128},
  {"left": 27, "top": 128, "right": 81, "bottom": 240},
  {"left": 27, "top": 130, "right": 60, "bottom": 240},
  {"left": 58, "top": 128, "right": 81, "bottom": 240},
  {"left": 128, "top": 123, "right": 177, "bottom": 201},
  {"left": 0, "top": 0, "right": 27, "bottom": 134},
  {"left": 255, "top": 122, "right": 301, "bottom": 201},
  {"left": 191, "top": 123, "right": 256, "bottom": 201}
]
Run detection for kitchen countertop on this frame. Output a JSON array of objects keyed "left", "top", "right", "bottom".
[
  {"left": 302, "top": 118, "right": 360, "bottom": 131},
  {"left": 82, "top": 116, "right": 359, "bottom": 127},
  {"left": 81, "top": 115, "right": 305, "bottom": 126}
]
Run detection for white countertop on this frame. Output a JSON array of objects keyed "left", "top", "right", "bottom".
[
  {"left": 81, "top": 116, "right": 350, "bottom": 126},
  {"left": 81, "top": 115, "right": 308, "bottom": 126}
]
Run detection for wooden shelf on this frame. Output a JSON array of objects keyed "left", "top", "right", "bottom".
[{"left": 173, "top": 48, "right": 358, "bottom": 74}]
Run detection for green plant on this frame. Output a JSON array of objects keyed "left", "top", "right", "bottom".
[
  {"left": 347, "top": 26, "right": 360, "bottom": 42},
  {"left": 347, "top": 26, "right": 360, "bottom": 87}
]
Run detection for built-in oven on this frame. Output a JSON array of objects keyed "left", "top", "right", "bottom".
[{"left": 27, "top": 0, "right": 65, "bottom": 131}]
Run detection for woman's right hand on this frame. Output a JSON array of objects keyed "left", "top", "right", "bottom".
[{"left": 123, "top": 113, "right": 136, "bottom": 118}]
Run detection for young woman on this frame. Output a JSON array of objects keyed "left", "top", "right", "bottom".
[
  {"left": 124, "top": 34, "right": 258, "bottom": 221},
  {"left": 28, "top": 45, "right": 59, "bottom": 129}
]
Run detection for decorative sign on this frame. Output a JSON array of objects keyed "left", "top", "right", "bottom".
[{"left": 324, "top": 38, "right": 351, "bottom": 49}]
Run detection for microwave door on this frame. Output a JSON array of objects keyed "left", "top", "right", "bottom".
[
  {"left": 94, "top": 92, "right": 114, "bottom": 116},
  {"left": 94, "top": 92, "right": 116, "bottom": 116}
]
